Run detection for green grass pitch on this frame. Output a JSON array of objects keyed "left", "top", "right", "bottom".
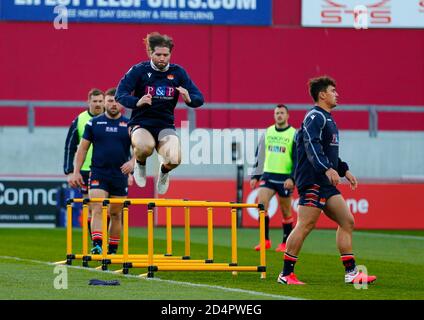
[{"left": 1, "top": 227, "right": 424, "bottom": 300}]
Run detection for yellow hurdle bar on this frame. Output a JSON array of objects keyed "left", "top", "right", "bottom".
[
  {"left": 231, "top": 208, "right": 237, "bottom": 276},
  {"left": 73, "top": 198, "right": 261, "bottom": 209},
  {"left": 123, "top": 202, "right": 129, "bottom": 263},
  {"left": 184, "top": 207, "right": 190, "bottom": 259},
  {"left": 76, "top": 254, "right": 186, "bottom": 260},
  {"left": 82, "top": 201, "right": 89, "bottom": 256},
  {"left": 101, "top": 201, "right": 108, "bottom": 262},
  {"left": 155, "top": 266, "right": 259, "bottom": 272},
  {"left": 66, "top": 203, "right": 73, "bottom": 258},
  {"left": 231, "top": 208, "right": 237, "bottom": 269},
  {"left": 147, "top": 204, "right": 154, "bottom": 277},
  {"left": 110, "top": 258, "right": 208, "bottom": 264},
  {"left": 259, "top": 208, "right": 266, "bottom": 279},
  {"left": 131, "top": 262, "right": 231, "bottom": 268},
  {"left": 166, "top": 207, "right": 172, "bottom": 256},
  {"left": 207, "top": 207, "right": 213, "bottom": 262}
]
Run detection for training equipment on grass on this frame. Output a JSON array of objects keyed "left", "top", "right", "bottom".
[{"left": 55, "top": 198, "right": 267, "bottom": 279}]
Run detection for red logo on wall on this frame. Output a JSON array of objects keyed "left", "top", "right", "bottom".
[{"left": 321, "top": 0, "right": 391, "bottom": 25}]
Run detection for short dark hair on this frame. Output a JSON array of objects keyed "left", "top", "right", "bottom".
[
  {"left": 88, "top": 88, "right": 104, "bottom": 100},
  {"left": 105, "top": 87, "right": 116, "bottom": 97},
  {"left": 308, "top": 76, "right": 336, "bottom": 102},
  {"left": 144, "top": 32, "right": 174, "bottom": 55},
  {"left": 276, "top": 104, "right": 289, "bottom": 113}
]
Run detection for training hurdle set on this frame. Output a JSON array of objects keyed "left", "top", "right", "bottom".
[{"left": 56, "top": 198, "right": 267, "bottom": 278}]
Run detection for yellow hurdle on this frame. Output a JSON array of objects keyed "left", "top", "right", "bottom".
[
  {"left": 184, "top": 206, "right": 190, "bottom": 259},
  {"left": 147, "top": 203, "right": 154, "bottom": 278},
  {"left": 207, "top": 207, "right": 213, "bottom": 263},
  {"left": 165, "top": 207, "right": 172, "bottom": 256},
  {"left": 82, "top": 201, "right": 88, "bottom": 257},
  {"left": 58, "top": 198, "right": 266, "bottom": 279}
]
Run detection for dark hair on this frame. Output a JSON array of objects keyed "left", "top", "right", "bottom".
[
  {"left": 105, "top": 87, "right": 116, "bottom": 97},
  {"left": 144, "top": 32, "right": 174, "bottom": 55},
  {"left": 308, "top": 76, "right": 336, "bottom": 102},
  {"left": 276, "top": 104, "right": 289, "bottom": 113},
  {"left": 87, "top": 88, "right": 104, "bottom": 100}
]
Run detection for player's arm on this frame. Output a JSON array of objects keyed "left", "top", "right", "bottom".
[
  {"left": 121, "top": 153, "right": 136, "bottom": 175},
  {"left": 115, "top": 66, "right": 142, "bottom": 109},
  {"left": 303, "top": 113, "right": 339, "bottom": 185},
  {"left": 63, "top": 118, "right": 79, "bottom": 176},
  {"left": 177, "top": 67, "right": 204, "bottom": 108},
  {"left": 338, "top": 157, "right": 357, "bottom": 190},
  {"left": 69, "top": 121, "right": 93, "bottom": 188},
  {"left": 250, "top": 132, "right": 265, "bottom": 189},
  {"left": 284, "top": 133, "right": 297, "bottom": 191},
  {"left": 69, "top": 138, "right": 91, "bottom": 188}
]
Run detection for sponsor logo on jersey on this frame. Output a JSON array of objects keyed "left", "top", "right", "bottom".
[
  {"left": 268, "top": 145, "right": 286, "bottom": 153},
  {"left": 145, "top": 86, "right": 175, "bottom": 98},
  {"left": 330, "top": 133, "right": 339, "bottom": 146},
  {"left": 106, "top": 127, "right": 118, "bottom": 133}
]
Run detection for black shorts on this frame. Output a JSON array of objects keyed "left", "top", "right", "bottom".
[
  {"left": 80, "top": 170, "right": 90, "bottom": 195},
  {"left": 130, "top": 124, "right": 177, "bottom": 145},
  {"left": 298, "top": 184, "right": 341, "bottom": 210},
  {"left": 259, "top": 173, "right": 293, "bottom": 198},
  {"left": 89, "top": 172, "right": 128, "bottom": 197}
]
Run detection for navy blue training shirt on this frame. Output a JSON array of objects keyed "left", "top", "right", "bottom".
[
  {"left": 295, "top": 106, "right": 349, "bottom": 189},
  {"left": 115, "top": 61, "right": 204, "bottom": 128},
  {"left": 83, "top": 114, "right": 131, "bottom": 179}
]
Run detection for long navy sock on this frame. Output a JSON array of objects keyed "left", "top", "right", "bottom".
[
  {"left": 264, "top": 216, "right": 270, "bottom": 240},
  {"left": 282, "top": 252, "right": 298, "bottom": 276},
  {"left": 341, "top": 254, "right": 356, "bottom": 273}
]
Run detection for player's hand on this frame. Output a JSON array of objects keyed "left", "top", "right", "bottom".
[
  {"left": 250, "top": 178, "right": 258, "bottom": 189},
  {"left": 325, "top": 168, "right": 340, "bottom": 186},
  {"left": 121, "top": 160, "right": 134, "bottom": 175},
  {"left": 68, "top": 172, "right": 84, "bottom": 188},
  {"left": 176, "top": 86, "right": 191, "bottom": 104},
  {"left": 345, "top": 170, "right": 358, "bottom": 190},
  {"left": 128, "top": 174, "right": 134, "bottom": 187},
  {"left": 284, "top": 178, "right": 295, "bottom": 191},
  {"left": 136, "top": 94, "right": 152, "bottom": 107}
]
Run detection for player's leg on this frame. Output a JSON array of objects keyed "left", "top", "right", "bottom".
[
  {"left": 254, "top": 187, "right": 275, "bottom": 250},
  {"left": 275, "top": 195, "right": 294, "bottom": 252},
  {"left": 277, "top": 204, "right": 321, "bottom": 285},
  {"left": 324, "top": 194, "right": 376, "bottom": 284},
  {"left": 278, "top": 184, "right": 324, "bottom": 285},
  {"left": 106, "top": 177, "right": 129, "bottom": 254},
  {"left": 107, "top": 196, "right": 125, "bottom": 254},
  {"left": 155, "top": 131, "right": 181, "bottom": 194},
  {"left": 88, "top": 187, "right": 109, "bottom": 254},
  {"left": 131, "top": 127, "right": 156, "bottom": 187}
]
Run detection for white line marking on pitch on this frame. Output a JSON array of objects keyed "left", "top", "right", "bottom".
[
  {"left": 0, "top": 255, "right": 304, "bottom": 300},
  {"left": 318, "top": 230, "right": 424, "bottom": 241}
]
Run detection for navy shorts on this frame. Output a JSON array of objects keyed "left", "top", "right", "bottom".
[
  {"left": 298, "top": 184, "right": 341, "bottom": 209},
  {"left": 259, "top": 173, "right": 293, "bottom": 198},
  {"left": 80, "top": 170, "right": 90, "bottom": 195},
  {"left": 89, "top": 172, "right": 128, "bottom": 196},
  {"left": 130, "top": 124, "right": 177, "bottom": 145}
]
